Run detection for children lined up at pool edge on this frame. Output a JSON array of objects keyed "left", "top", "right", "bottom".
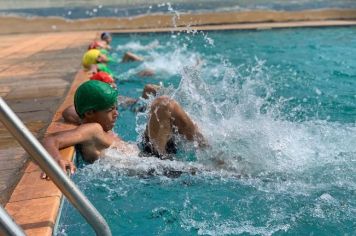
[{"left": 41, "top": 32, "right": 208, "bottom": 178}]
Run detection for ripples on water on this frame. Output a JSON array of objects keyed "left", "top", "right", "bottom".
[{"left": 57, "top": 27, "right": 356, "bottom": 235}]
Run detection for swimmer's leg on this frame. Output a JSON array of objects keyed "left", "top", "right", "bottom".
[
  {"left": 147, "top": 96, "right": 206, "bottom": 157},
  {"left": 122, "top": 52, "right": 143, "bottom": 62}
]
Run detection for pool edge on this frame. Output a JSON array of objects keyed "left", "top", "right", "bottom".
[{"left": 1, "top": 9, "right": 356, "bottom": 34}]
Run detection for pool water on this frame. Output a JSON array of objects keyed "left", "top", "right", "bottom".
[{"left": 57, "top": 27, "right": 356, "bottom": 235}]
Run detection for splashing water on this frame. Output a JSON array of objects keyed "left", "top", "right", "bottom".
[{"left": 57, "top": 27, "right": 356, "bottom": 235}]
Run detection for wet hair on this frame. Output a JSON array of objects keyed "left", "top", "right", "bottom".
[{"left": 101, "top": 32, "right": 111, "bottom": 40}]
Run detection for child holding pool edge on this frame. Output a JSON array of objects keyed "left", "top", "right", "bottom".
[{"left": 42, "top": 80, "right": 207, "bottom": 177}]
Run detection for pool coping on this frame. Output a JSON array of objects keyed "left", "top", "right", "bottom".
[
  {"left": 4, "top": 20, "right": 356, "bottom": 236},
  {"left": 1, "top": 8, "right": 356, "bottom": 34},
  {"left": 109, "top": 20, "right": 356, "bottom": 33}
]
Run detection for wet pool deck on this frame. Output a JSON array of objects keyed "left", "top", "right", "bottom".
[{"left": 1, "top": 19, "right": 356, "bottom": 236}]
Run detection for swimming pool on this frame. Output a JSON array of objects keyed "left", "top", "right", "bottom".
[{"left": 56, "top": 27, "right": 356, "bottom": 235}]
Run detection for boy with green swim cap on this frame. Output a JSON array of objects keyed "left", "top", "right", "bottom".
[
  {"left": 74, "top": 80, "right": 118, "bottom": 118},
  {"left": 42, "top": 80, "right": 206, "bottom": 175}
]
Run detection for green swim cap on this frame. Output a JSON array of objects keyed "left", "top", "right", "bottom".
[
  {"left": 99, "top": 49, "right": 114, "bottom": 63},
  {"left": 97, "top": 63, "right": 113, "bottom": 76},
  {"left": 100, "top": 49, "right": 109, "bottom": 55},
  {"left": 74, "top": 80, "right": 118, "bottom": 118}
]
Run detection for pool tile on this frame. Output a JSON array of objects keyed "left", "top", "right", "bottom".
[
  {"left": 25, "top": 161, "right": 41, "bottom": 173},
  {"left": 24, "top": 226, "right": 53, "bottom": 236},
  {"left": 60, "top": 147, "right": 75, "bottom": 162},
  {"left": 24, "top": 147, "right": 74, "bottom": 172},
  {"left": 5, "top": 196, "right": 60, "bottom": 236},
  {"left": 8, "top": 171, "right": 61, "bottom": 202}
]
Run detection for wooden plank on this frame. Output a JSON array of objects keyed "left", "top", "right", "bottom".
[{"left": 0, "top": 31, "right": 95, "bottom": 208}]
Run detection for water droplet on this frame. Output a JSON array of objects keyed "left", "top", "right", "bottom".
[{"left": 315, "top": 88, "right": 322, "bottom": 95}]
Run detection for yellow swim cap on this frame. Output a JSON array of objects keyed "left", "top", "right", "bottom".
[{"left": 82, "top": 49, "right": 101, "bottom": 69}]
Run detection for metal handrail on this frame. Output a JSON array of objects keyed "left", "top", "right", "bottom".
[
  {"left": 0, "top": 97, "right": 112, "bottom": 236},
  {"left": 0, "top": 205, "right": 26, "bottom": 236}
]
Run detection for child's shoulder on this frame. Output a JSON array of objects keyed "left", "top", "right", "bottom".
[{"left": 78, "top": 122, "right": 104, "bottom": 133}]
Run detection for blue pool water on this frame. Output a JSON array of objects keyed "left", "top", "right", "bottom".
[{"left": 57, "top": 27, "right": 356, "bottom": 235}]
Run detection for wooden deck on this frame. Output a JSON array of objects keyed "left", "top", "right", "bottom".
[{"left": 0, "top": 31, "right": 96, "bottom": 205}]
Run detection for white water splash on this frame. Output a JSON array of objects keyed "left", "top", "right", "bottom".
[
  {"left": 116, "top": 40, "right": 160, "bottom": 51},
  {"left": 114, "top": 34, "right": 356, "bottom": 183}
]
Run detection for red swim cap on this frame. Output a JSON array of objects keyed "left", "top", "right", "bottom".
[
  {"left": 88, "top": 41, "right": 103, "bottom": 50},
  {"left": 90, "top": 71, "right": 114, "bottom": 84}
]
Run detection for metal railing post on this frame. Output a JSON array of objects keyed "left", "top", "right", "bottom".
[
  {"left": 0, "top": 97, "right": 111, "bottom": 236},
  {"left": 0, "top": 205, "right": 26, "bottom": 236}
]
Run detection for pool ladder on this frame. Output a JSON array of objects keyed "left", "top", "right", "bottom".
[
  {"left": 0, "top": 97, "right": 112, "bottom": 236},
  {"left": 0, "top": 205, "right": 26, "bottom": 236}
]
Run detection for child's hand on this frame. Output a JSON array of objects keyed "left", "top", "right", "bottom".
[
  {"left": 40, "top": 159, "right": 76, "bottom": 180},
  {"left": 40, "top": 171, "right": 50, "bottom": 180},
  {"left": 57, "top": 159, "right": 76, "bottom": 174}
]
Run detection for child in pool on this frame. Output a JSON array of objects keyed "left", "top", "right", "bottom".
[
  {"left": 82, "top": 49, "right": 110, "bottom": 70},
  {"left": 42, "top": 80, "right": 206, "bottom": 176},
  {"left": 99, "top": 32, "right": 112, "bottom": 50},
  {"left": 61, "top": 72, "right": 159, "bottom": 125},
  {"left": 98, "top": 32, "right": 144, "bottom": 62}
]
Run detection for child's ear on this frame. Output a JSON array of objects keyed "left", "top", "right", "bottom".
[
  {"left": 84, "top": 110, "right": 95, "bottom": 118},
  {"left": 97, "top": 55, "right": 107, "bottom": 63}
]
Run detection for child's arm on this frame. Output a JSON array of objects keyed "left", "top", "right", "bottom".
[{"left": 42, "top": 123, "right": 112, "bottom": 174}]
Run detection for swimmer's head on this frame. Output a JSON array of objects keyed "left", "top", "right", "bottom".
[
  {"left": 82, "top": 49, "right": 101, "bottom": 69},
  {"left": 82, "top": 49, "right": 108, "bottom": 69},
  {"left": 90, "top": 71, "right": 116, "bottom": 87},
  {"left": 101, "top": 32, "right": 112, "bottom": 44},
  {"left": 74, "top": 80, "right": 118, "bottom": 120},
  {"left": 97, "top": 63, "right": 113, "bottom": 76},
  {"left": 88, "top": 41, "right": 104, "bottom": 50}
]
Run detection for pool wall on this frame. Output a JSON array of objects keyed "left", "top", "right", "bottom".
[
  {"left": 1, "top": 9, "right": 356, "bottom": 34},
  {"left": 4, "top": 69, "right": 89, "bottom": 236}
]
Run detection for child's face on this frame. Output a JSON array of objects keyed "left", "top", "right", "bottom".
[
  {"left": 105, "top": 36, "right": 112, "bottom": 44},
  {"left": 97, "top": 54, "right": 108, "bottom": 63},
  {"left": 91, "top": 105, "right": 119, "bottom": 131}
]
